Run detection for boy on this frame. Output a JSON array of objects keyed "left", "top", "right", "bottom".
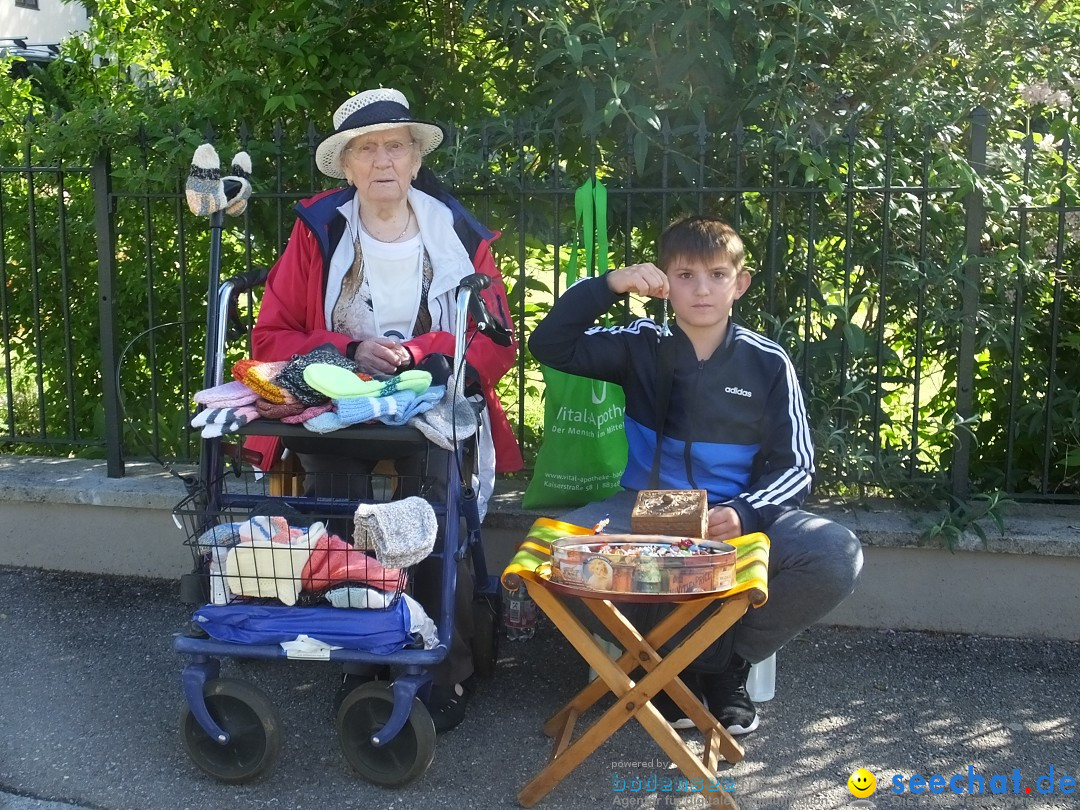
[{"left": 528, "top": 214, "right": 862, "bottom": 735}]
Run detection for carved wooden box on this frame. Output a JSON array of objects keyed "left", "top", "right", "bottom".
[{"left": 631, "top": 489, "right": 709, "bottom": 539}]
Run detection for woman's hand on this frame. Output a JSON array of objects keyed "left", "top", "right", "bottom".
[
  {"left": 707, "top": 505, "right": 744, "bottom": 542},
  {"left": 606, "top": 263, "right": 669, "bottom": 299},
  {"left": 352, "top": 338, "right": 411, "bottom": 375}
]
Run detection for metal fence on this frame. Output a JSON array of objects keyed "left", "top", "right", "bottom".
[{"left": 1, "top": 109, "right": 1077, "bottom": 502}]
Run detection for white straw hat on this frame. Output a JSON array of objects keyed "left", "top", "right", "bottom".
[{"left": 315, "top": 88, "right": 445, "bottom": 179}]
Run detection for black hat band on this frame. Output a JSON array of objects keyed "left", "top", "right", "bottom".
[{"left": 336, "top": 101, "right": 413, "bottom": 134}]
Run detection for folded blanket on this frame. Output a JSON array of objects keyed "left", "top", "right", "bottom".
[{"left": 225, "top": 520, "right": 327, "bottom": 606}]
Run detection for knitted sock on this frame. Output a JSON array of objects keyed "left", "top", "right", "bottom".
[
  {"left": 192, "top": 404, "right": 261, "bottom": 437},
  {"left": 303, "top": 364, "right": 431, "bottom": 400},
  {"left": 194, "top": 380, "right": 258, "bottom": 408},
  {"left": 272, "top": 345, "right": 362, "bottom": 405},
  {"left": 280, "top": 402, "right": 333, "bottom": 424},
  {"left": 412, "top": 380, "right": 478, "bottom": 450},
  {"left": 302, "top": 364, "right": 388, "bottom": 399},
  {"left": 195, "top": 522, "right": 242, "bottom": 552},
  {"left": 335, "top": 390, "right": 419, "bottom": 426},
  {"left": 254, "top": 398, "right": 307, "bottom": 421},
  {"left": 223, "top": 151, "right": 252, "bottom": 217},
  {"left": 353, "top": 497, "right": 437, "bottom": 569},
  {"left": 374, "top": 369, "right": 433, "bottom": 397},
  {"left": 303, "top": 388, "right": 441, "bottom": 434},
  {"left": 237, "top": 515, "right": 291, "bottom": 544},
  {"left": 185, "top": 144, "right": 227, "bottom": 216},
  {"left": 232, "top": 359, "right": 290, "bottom": 404},
  {"left": 301, "top": 393, "right": 408, "bottom": 434},
  {"left": 382, "top": 384, "right": 443, "bottom": 425}
]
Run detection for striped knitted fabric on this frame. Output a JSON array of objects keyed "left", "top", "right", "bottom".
[
  {"left": 500, "top": 517, "right": 594, "bottom": 590},
  {"left": 271, "top": 345, "right": 362, "bottom": 405},
  {"left": 232, "top": 359, "right": 290, "bottom": 404},
  {"left": 254, "top": 398, "right": 307, "bottom": 420},
  {"left": 190, "top": 404, "right": 261, "bottom": 437},
  {"left": 280, "top": 402, "right": 333, "bottom": 424},
  {"left": 223, "top": 151, "right": 252, "bottom": 217},
  {"left": 185, "top": 144, "right": 227, "bottom": 216},
  {"left": 301, "top": 387, "right": 442, "bottom": 434},
  {"left": 194, "top": 522, "right": 242, "bottom": 552},
  {"left": 193, "top": 380, "right": 258, "bottom": 408}
]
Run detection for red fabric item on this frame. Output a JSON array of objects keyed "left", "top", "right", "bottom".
[
  {"left": 245, "top": 187, "right": 523, "bottom": 473},
  {"left": 301, "top": 535, "right": 404, "bottom": 593}
]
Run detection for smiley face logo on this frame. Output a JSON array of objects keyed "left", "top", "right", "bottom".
[{"left": 848, "top": 769, "right": 877, "bottom": 798}]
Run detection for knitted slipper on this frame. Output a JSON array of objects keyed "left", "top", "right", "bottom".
[
  {"left": 185, "top": 144, "right": 227, "bottom": 216},
  {"left": 373, "top": 369, "right": 433, "bottom": 397},
  {"left": 223, "top": 151, "right": 252, "bottom": 217},
  {"left": 272, "top": 345, "right": 362, "bottom": 405},
  {"left": 280, "top": 402, "right": 333, "bottom": 424},
  {"left": 232, "top": 359, "right": 290, "bottom": 404},
  {"left": 191, "top": 404, "right": 261, "bottom": 437},
  {"left": 254, "top": 398, "right": 307, "bottom": 420},
  {"left": 352, "top": 497, "right": 437, "bottom": 568},
  {"left": 413, "top": 382, "right": 478, "bottom": 450},
  {"left": 303, "top": 364, "right": 389, "bottom": 399},
  {"left": 193, "top": 380, "right": 258, "bottom": 408}
]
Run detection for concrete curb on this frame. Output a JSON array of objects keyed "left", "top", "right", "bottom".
[{"left": 2, "top": 455, "right": 1079, "bottom": 639}]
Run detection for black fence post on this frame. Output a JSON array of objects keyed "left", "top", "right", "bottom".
[
  {"left": 92, "top": 151, "right": 124, "bottom": 478},
  {"left": 952, "top": 107, "right": 989, "bottom": 499}
]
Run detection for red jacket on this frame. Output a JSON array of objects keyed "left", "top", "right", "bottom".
[{"left": 245, "top": 179, "right": 523, "bottom": 473}]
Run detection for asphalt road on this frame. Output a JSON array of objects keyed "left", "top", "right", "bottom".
[{"left": 1, "top": 566, "right": 1077, "bottom": 810}]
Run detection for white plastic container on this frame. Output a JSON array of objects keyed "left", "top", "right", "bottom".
[{"left": 746, "top": 652, "right": 776, "bottom": 702}]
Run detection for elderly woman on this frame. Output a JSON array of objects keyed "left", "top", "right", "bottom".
[{"left": 246, "top": 88, "right": 523, "bottom": 732}]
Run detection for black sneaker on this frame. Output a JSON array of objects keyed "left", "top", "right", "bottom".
[
  {"left": 700, "top": 656, "right": 759, "bottom": 735},
  {"left": 650, "top": 671, "right": 701, "bottom": 730},
  {"left": 425, "top": 680, "right": 471, "bottom": 734}
]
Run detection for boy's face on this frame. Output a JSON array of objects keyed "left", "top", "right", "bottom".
[{"left": 664, "top": 251, "right": 751, "bottom": 335}]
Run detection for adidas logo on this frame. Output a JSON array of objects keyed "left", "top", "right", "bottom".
[{"left": 725, "top": 386, "right": 752, "bottom": 398}]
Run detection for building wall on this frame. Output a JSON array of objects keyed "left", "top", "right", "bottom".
[{"left": 1, "top": 0, "right": 90, "bottom": 46}]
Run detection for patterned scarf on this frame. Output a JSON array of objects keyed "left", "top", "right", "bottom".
[{"left": 331, "top": 236, "right": 434, "bottom": 338}]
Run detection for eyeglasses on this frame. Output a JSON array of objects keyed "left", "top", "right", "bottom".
[{"left": 345, "top": 139, "right": 416, "bottom": 162}]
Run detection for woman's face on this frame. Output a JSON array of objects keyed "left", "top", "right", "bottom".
[{"left": 341, "top": 126, "right": 421, "bottom": 209}]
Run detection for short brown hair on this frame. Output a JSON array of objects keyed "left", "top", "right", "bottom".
[{"left": 658, "top": 215, "right": 745, "bottom": 272}]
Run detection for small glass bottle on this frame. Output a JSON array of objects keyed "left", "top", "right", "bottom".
[{"left": 502, "top": 582, "right": 537, "bottom": 641}]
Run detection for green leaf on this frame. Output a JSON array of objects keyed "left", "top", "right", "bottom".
[
  {"left": 634, "top": 130, "right": 650, "bottom": 176},
  {"left": 602, "top": 96, "right": 622, "bottom": 125},
  {"left": 566, "top": 34, "right": 583, "bottom": 65}
]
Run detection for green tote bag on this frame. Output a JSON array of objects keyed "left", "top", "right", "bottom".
[{"left": 522, "top": 179, "right": 628, "bottom": 509}]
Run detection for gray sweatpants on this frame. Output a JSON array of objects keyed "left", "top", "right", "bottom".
[{"left": 558, "top": 489, "right": 863, "bottom": 669}]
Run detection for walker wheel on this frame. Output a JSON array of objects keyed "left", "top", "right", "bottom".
[
  {"left": 181, "top": 677, "right": 282, "bottom": 784},
  {"left": 471, "top": 593, "right": 500, "bottom": 678},
  {"left": 336, "top": 681, "right": 436, "bottom": 787}
]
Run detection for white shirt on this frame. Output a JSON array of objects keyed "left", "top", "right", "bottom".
[{"left": 355, "top": 229, "right": 423, "bottom": 340}]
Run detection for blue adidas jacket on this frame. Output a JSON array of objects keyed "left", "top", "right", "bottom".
[{"left": 528, "top": 275, "right": 815, "bottom": 533}]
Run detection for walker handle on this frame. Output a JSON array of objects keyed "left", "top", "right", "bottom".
[{"left": 456, "top": 274, "right": 513, "bottom": 348}]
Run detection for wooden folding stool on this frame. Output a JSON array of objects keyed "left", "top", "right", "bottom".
[{"left": 503, "top": 522, "right": 769, "bottom": 809}]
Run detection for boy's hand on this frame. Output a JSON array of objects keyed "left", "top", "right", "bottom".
[
  {"left": 707, "top": 506, "right": 743, "bottom": 542},
  {"left": 606, "top": 263, "right": 669, "bottom": 299}
]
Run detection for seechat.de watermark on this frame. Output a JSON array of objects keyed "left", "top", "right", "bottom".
[
  {"left": 848, "top": 765, "right": 1077, "bottom": 800},
  {"left": 890, "top": 766, "right": 1076, "bottom": 797}
]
